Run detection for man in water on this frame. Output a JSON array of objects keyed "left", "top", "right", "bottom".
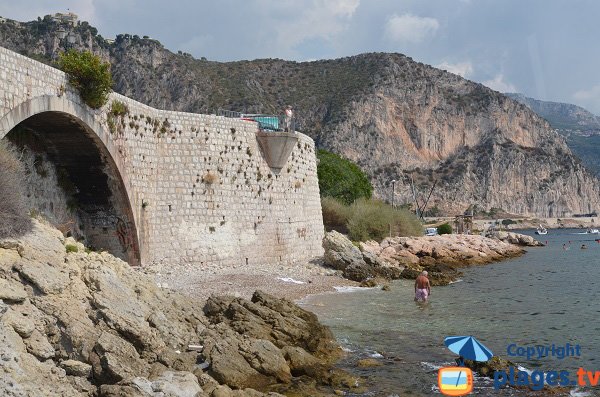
[{"left": 414, "top": 271, "right": 431, "bottom": 302}]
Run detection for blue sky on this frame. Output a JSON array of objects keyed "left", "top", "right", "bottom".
[{"left": 2, "top": 0, "right": 600, "bottom": 114}]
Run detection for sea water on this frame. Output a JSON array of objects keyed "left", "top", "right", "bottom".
[{"left": 300, "top": 229, "right": 600, "bottom": 396}]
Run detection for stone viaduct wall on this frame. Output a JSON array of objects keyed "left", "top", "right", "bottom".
[{"left": 0, "top": 46, "right": 325, "bottom": 267}]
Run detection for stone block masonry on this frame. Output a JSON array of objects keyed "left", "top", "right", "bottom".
[{"left": 0, "top": 45, "right": 325, "bottom": 267}]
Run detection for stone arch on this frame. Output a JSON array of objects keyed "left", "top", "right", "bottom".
[{"left": 0, "top": 95, "right": 141, "bottom": 265}]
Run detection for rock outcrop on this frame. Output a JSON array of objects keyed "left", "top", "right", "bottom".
[
  {"left": 486, "top": 231, "right": 545, "bottom": 247},
  {"left": 322, "top": 231, "right": 527, "bottom": 285},
  {"left": 322, "top": 231, "right": 402, "bottom": 282},
  {"left": 0, "top": 220, "right": 356, "bottom": 396}
]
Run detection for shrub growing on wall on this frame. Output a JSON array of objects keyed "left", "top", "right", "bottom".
[
  {"left": 58, "top": 50, "right": 113, "bottom": 109},
  {"left": 317, "top": 149, "right": 372, "bottom": 205},
  {"left": 0, "top": 142, "right": 32, "bottom": 239}
]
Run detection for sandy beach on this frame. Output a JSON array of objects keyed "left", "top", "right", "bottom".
[{"left": 142, "top": 259, "right": 358, "bottom": 303}]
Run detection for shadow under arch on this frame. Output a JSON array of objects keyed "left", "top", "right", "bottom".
[{"left": 0, "top": 95, "right": 141, "bottom": 265}]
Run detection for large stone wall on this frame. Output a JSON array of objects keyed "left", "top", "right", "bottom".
[{"left": 0, "top": 46, "right": 324, "bottom": 267}]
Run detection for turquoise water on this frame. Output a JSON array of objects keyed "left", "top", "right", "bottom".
[{"left": 300, "top": 229, "right": 600, "bottom": 396}]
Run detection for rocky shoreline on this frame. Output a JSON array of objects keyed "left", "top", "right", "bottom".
[
  {"left": 0, "top": 221, "right": 546, "bottom": 396},
  {"left": 0, "top": 221, "right": 360, "bottom": 397},
  {"left": 323, "top": 230, "right": 542, "bottom": 285}
]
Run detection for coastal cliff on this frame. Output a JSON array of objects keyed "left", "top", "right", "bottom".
[{"left": 1, "top": 16, "right": 599, "bottom": 217}]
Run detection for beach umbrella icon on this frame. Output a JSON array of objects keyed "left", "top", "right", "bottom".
[{"left": 444, "top": 336, "right": 494, "bottom": 362}]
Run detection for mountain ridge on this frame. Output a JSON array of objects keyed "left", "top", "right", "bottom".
[
  {"left": 506, "top": 93, "right": 600, "bottom": 176},
  {"left": 1, "top": 14, "right": 599, "bottom": 217}
]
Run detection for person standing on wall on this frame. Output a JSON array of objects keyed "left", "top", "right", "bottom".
[{"left": 285, "top": 105, "right": 293, "bottom": 132}]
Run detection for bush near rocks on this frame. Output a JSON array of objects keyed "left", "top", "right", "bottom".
[
  {"left": 321, "top": 196, "right": 350, "bottom": 233},
  {"left": 437, "top": 223, "right": 452, "bottom": 235},
  {"left": 347, "top": 198, "right": 423, "bottom": 242}
]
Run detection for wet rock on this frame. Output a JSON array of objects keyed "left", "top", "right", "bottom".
[
  {"left": 359, "top": 279, "right": 379, "bottom": 288},
  {"left": 356, "top": 358, "right": 383, "bottom": 368},
  {"left": 281, "top": 346, "right": 320, "bottom": 376},
  {"left": 464, "top": 356, "right": 514, "bottom": 378},
  {"left": 492, "top": 231, "right": 544, "bottom": 247}
]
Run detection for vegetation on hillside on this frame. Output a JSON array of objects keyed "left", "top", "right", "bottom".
[
  {"left": 317, "top": 149, "right": 372, "bottom": 205},
  {"left": 0, "top": 142, "right": 32, "bottom": 238},
  {"left": 322, "top": 197, "right": 422, "bottom": 241},
  {"left": 437, "top": 223, "right": 452, "bottom": 235},
  {"left": 58, "top": 49, "right": 112, "bottom": 109},
  {"left": 565, "top": 134, "right": 600, "bottom": 176}
]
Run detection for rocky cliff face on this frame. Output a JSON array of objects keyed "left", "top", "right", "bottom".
[
  {"left": 1, "top": 15, "right": 599, "bottom": 217},
  {"left": 506, "top": 93, "right": 600, "bottom": 134},
  {"left": 507, "top": 93, "right": 600, "bottom": 177}
]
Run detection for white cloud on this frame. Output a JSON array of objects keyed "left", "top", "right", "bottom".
[
  {"left": 573, "top": 85, "right": 600, "bottom": 101},
  {"left": 384, "top": 13, "right": 439, "bottom": 43},
  {"left": 0, "top": 0, "right": 96, "bottom": 24},
  {"left": 256, "top": 0, "right": 360, "bottom": 53},
  {"left": 436, "top": 61, "right": 473, "bottom": 78},
  {"left": 572, "top": 85, "right": 600, "bottom": 114},
  {"left": 482, "top": 74, "right": 516, "bottom": 93},
  {"left": 177, "top": 34, "right": 214, "bottom": 56}
]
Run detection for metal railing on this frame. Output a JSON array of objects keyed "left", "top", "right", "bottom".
[{"left": 217, "top": 108, "right": 297, "bottom": 133}]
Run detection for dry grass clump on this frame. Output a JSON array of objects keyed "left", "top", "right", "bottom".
[
  {"left": 321, "top": 197, "right": 422, "bottom": 242},
  {"left": 0, "top": 142, "right": 32, "bottom": 239},
  {"left": 321, "top": 196, "right": 350, "bottom": 233},
  {"left": 202, "top": 171, "right": 219, "bottom": 184}
]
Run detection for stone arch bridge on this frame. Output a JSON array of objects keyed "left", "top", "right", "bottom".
[{"left": 0, "top": 46, "right": 324, "bottom": 267}]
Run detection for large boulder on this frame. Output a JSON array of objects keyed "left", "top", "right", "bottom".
[
  {"left": 322, "top": 231, "right": 364, "bottom": 271},
  {"left": 322, "top": 232, "right": 404, "bottom": 282}
]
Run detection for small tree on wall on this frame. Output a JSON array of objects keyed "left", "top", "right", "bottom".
[{"left": 58, "top": 50, "right": 113, "bottom": 109}]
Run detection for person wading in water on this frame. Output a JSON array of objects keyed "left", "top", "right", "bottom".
[{"left": 414, "top": 271, "right": 431, "bottom": 302}]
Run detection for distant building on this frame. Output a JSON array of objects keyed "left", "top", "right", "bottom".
[
  {"left": 52, "top": 12, "right": 78, "bottom": 26},
  {"left": 0, "top": 17, "right": 6, "bottom": 24}
]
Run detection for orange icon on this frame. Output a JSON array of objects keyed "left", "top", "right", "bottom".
[{"left": 438, "top": 366, "right": 474, "bottom": 396}]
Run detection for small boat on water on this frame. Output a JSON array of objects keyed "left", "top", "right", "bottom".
[
  {"left": 535, "top": 225, "right": 548, "bottom": 235},
  {"left": 586, "top": 228, "right": 599, "bottom": 234}
]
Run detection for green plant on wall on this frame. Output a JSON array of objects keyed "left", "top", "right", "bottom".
[{"left": 58, "top": 49, "right": 113, "bottom": 109}]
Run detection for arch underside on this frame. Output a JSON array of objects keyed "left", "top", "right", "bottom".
[{"left": 1, "top": 101, "right": 141, "bottom": 265}]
